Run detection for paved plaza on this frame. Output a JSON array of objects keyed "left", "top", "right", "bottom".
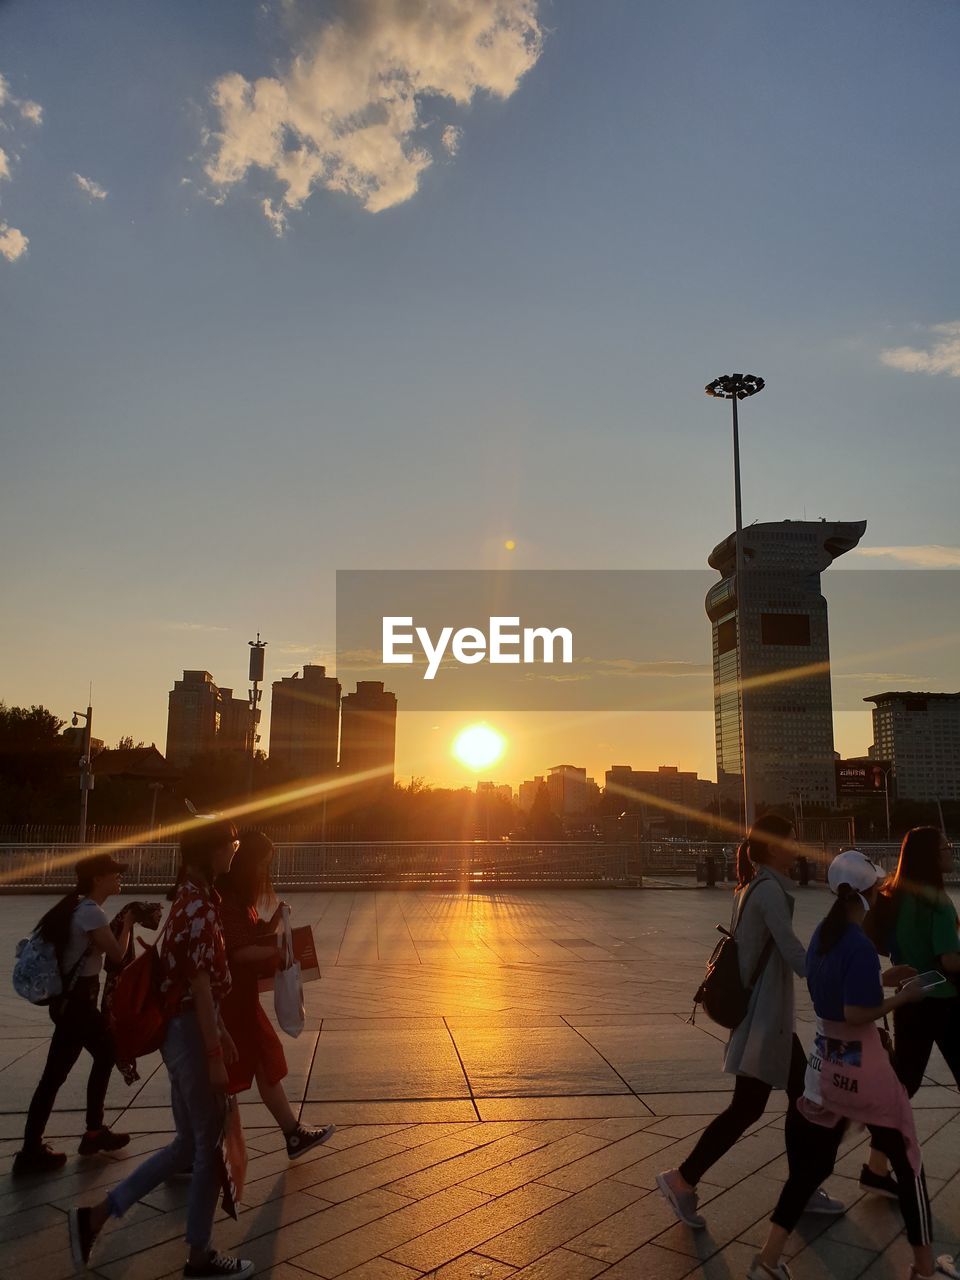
[{"left": 1, "top": 887, "right": 958, "bottom": 1279}]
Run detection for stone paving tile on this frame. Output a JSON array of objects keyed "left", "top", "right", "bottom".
[
  {"left": 424, "top": 1253, "right": 516, "bottom": 1278},
  {"left": 563, "top": 1185, "right": 679, "bottom": 1263},
  {"left": 385, "top": 1131, "right": 570, "bottom": 1200},
  {"left": 475, "top": 1179, "right": 644, "bottom": 1268},
  {"left": 653, "top": 1170, "right": 784, "bottom": 1259},
  {"left": 475, "top": 1095, "right": 652, "bottom": 1121},
  {"left": 452, "top": 1027, "right": 627, "bottom": 1097},
  {"left": 504, "top": 1247, "right": 608, "bottom": 1278},
  {"left": 598, "top": 1242, "right": 696, "bottom": 1279},
  {"left": 538, "top": 1129, "right": 676, "bottom": 1192},
  {"left": 332, "top": 1263, "right": 422, "bottom": 1280},
  {"left": 294, "top": 1186, "right": 488, "bottom": 1277},
  {"left": 301, "top": 1101, "right": 480, "bottom": 1125},
  {"left": 384, "top": 1182, "right": 570, "bottom": 1272},
  {"left": 305, "top": 1128, "right": 527, "bottom": 1205},
  {"left": 461, "top": 1133, "right": 609, "bottom": 1197},
  {"left": 784, "top": 1236, "right": 881, "bottom": 1279}
]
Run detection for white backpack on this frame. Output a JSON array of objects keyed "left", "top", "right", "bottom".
[{"left": 12, "top": 931, "right": 85, "bottom": 1005}]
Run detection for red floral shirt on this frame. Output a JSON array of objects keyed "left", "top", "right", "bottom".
[{"left": 159, "top": 877, "right": 232, "bottom": 1008}]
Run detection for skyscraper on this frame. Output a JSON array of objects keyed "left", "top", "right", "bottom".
[
  {"left": 705, "top": 519, "right": 866, "bottom": 814},
  {"left": 339, "top": 681, "right": 397, "bottom": 789},
  {"left": 166, "top": 670, "right": 224, "bottom": 767},
  {"left": 867, "top": 691, "right": 960, "bottom": 801},
  {"left": 268, "top": 665, "right": 341, "bottom": 778}
]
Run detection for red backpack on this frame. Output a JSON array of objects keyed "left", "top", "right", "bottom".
[{"left": 108, "top": 927, "right": 171, "bottom": 1064}]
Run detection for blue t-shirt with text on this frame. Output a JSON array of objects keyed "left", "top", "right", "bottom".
[{"left": 806, "top": 921, "right": 884, "bottom": 1022}]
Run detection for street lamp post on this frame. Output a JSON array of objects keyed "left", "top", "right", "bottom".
[
  {"left": 72, "top": 704, "right": 94, "bottom": 843},
  {"left": 706, "top": 373, "right": 765, "bottom": 832},
  {"left": 247, "top": 634, "right": 267, "bottom": 796}
]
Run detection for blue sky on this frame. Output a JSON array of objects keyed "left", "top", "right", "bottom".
[{"left": 1, "top": 0, "right": 958, "bottom": 785}]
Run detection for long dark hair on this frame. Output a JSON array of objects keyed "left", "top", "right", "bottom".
[
  {"left": 867, "top": 825, "right": 956, "bottom": 951},
  {"left": 36, "top": 889, "right": 84, "bottom": 964},
  {"left": 168, "top": 818, "right": 239, "bottom": 899},
  {"left": 818, "top": 882, "right": 863, "bottom": 955},
  {"left": 218, "top": 831, "right": 275, "bottom": 912},
  {"left": 736, "top": 813, "right": 795, "bottom": 888}
]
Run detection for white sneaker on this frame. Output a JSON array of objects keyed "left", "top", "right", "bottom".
[
  {"left": 748, "top": 1259, "right": 793, "bottom": 1280},
  {"left": 804, "top": 1186, "right": 845, "bottom": 1216}
]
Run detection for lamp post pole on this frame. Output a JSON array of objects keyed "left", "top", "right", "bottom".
[
  {"left": 73, "top": 705, "right": 94, "bottom": 843},
  {"left": 247, "top": 635, "right": 267, "bottom": 796},
  {"left": 706, "top": 373, "right": 765, "bottom": 832}
]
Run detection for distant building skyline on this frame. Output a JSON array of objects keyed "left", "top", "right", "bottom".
[
  {"left": 339, "top": 681, "right": 398, "bottom": 790},
  {"left": 269, "top": 664, "right": 341, "bottom": 778},
  {"left": 868, "top": 691, "right": 960, "bottom": 802},
  {"left": 165, "top": 669, "right": 256, "bottom": 768}
]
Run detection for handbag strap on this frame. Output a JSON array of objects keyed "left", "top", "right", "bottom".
[{"left": 280, "top": 906, "right": 294, "bottom": 967}]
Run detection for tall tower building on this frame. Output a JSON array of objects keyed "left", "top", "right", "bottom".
[
  {"left": 705, "top": 519, "right": 866, "bottom": 814},
  {"left": 166, "top": 670, "right": 222, "bottom": 767},
  {"left": 269, "top": 665, "right": 341, "bottom": 777},
  {"left": 866, "top": 691, "right": 960, "bottom": 801},
  {"left": 339, "top": 681, "right": 397, "bottom": 788}
]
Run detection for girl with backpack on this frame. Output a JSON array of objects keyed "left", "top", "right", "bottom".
[
  {"left": 868, "top": 827, "right": 960, "bottom": 1095},
  {"left": 217, "top": 831, "right": 334, "bottom": 1158},
  {"left": 14, "top": 853, "right": 134, "bottom": 1176},
  {"left": 657, "top": 815, "right": 845, "bottom": 1228},
  {"left": 749, "top": 849, "right": 957, "bottom": 1280},
  {"left": 68, "top": 820, "right": 256, "bottom": 1280}
]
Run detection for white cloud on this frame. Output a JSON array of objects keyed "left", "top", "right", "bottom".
[
  {"left": 880, "top": 321, "right": 960, "bottom": 377},
  {"left": 74, "top": 172, "right": 108, "bottom": 200},
  {"left": 0, "top": 222, "right": 28, "bottom": 262},
  {"left": 0, "top": 73, "right": 43, "bottom": 262},
  {"left": 262, "top": 198, "right": 287, "bottom": 236},
  {"left": 854, "top": 545, "right": 960, "bottom": 568},
  {"left": 204, "top": 0, "right": 543, "bottom": 227},
  {"left": 441, "top": 124, "right": 463, "bottom": 155}
]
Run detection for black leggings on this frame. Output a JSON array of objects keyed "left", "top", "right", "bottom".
[
  {"left": 23, "top": 977, "right": 115, "bottom": 1150},
  {"left": 679, "top": 1034, "right": 807, "bottom": 1187},
  {"left": 894, "top": 996, "right": 960, "bottom": 1096},
  {"left": 773, "top": 1105, "right": 931, "bottom": 1246}
]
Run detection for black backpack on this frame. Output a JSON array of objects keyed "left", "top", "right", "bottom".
[{"left": 689, "top": 877, "right": 780, "bottom": 1028}]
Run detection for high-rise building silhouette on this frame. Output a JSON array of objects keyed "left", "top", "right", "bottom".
[
  {"left": 268, "top": 665, "right": 341, "bottom": 778},
  {"left": 166, "top": 670, "right": 254, "bottom": 767},
  {"left": 339, "top": 681, "right": 397, "bottom": 788},
  {"left": 705, "top": 519, "right": 866, "bottom": 812},
  {"left": 867, "top": 691, "right": 960, "bottom": 801}
]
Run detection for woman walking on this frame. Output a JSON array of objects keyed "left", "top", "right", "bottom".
[
  {"left": 658, "top": 815, "right": 844, "bottom": 1228},
  {"left": 14, "top": 854, "right": 133, "bottom": 1176},
  {"left": 749, "top": 849, "right": 957, "bottom": 1280},
  {"left": 868, "top": 827, "right": 960, "bottom": 1095},
  {"left": 218, "top": 831, "right": 334, "bottom": 1158},
  {"left": 68, "top": 820, "right": 255, "bottom": 1279}
]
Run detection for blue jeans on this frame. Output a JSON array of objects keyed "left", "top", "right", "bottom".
[{"left": 107, "top": 1010, "right": 224, "bottom": 1251}]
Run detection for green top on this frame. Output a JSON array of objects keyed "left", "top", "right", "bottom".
[{"left": 893, "top": 893, "right": 960, "bottom": 1000}]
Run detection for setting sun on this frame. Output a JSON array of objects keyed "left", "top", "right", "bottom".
[{"left": 451, "top": 723, "right": 507, "bottom": 771}]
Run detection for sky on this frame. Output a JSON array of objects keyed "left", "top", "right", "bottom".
[{"left": 1, "top": 0, "right": 959, "bottom": 789}]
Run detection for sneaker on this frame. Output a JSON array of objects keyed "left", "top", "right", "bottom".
[
  {"left": 656, "top": 1169, "right": 706, "bottom": 1229},
  {"left": 804, "top": 1186, "right": 845, "bottom": 1215},
  {"left": 860, "top": 1163, "right": 900, "bottom": 1199},
  {"left": 78, "top": 1128, "right": 131, "bottom": 1156},
  {"left": 286, "top": 1123, "right": 336, "bottom": 1160},
  {"left": 12, "top": 1144, "right": 67, "bottom": 1177},
  {"left": 68, "top": 1206, "right": 100, "bottom": 1268},
  {"left": 748, "top": 1260, "right": 793, "bottom": 1280},
  {"left": 183, "top": 1251, "right": 254, "bottom": 1278},
  {"left": 912, "top": 1259, "right": 960, "bottom": 1280}
]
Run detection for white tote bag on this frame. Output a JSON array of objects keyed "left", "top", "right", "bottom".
[{"left": 273, "top": 906, "right": 305, "bottom": 1038}]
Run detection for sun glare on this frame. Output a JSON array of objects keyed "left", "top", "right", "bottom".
[{"left": 452, "top": 723, "right": 506, "bottom": 771}]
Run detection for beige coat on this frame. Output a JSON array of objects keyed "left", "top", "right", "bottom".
[{"left": 722, "top": 866, "right": 807, "bottom": 1089}]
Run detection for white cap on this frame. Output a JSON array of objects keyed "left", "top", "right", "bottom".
[{"left": 827, "top": 848, "right": 883, "bottom": 896}]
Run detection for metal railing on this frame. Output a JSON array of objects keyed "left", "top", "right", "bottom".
[{"left": 1, "top": 840, "right": 954, "bottom": 893}]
